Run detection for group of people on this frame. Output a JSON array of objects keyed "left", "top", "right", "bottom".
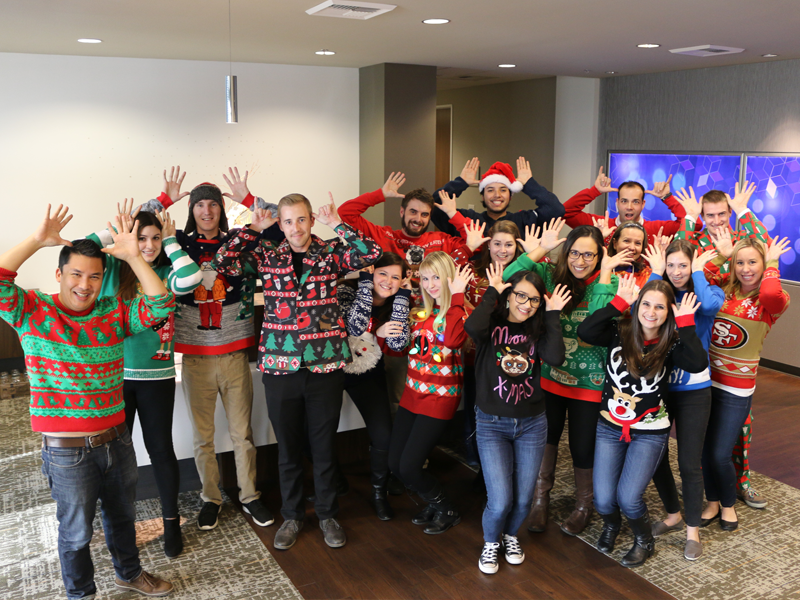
[{"left": 0, "top": 157, "right": 789, "bottom": 598}]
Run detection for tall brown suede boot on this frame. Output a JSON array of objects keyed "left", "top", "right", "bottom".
[
  {"left": 560, "top": 467, "right": 594, "bottom": 536},
  {"left": 528, "top": 444, "right": 558, "bottom": 532}
]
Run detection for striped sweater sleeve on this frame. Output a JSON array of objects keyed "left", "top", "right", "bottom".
[{"left": 162, "top": 236, "right": 202, "bottom": 295}]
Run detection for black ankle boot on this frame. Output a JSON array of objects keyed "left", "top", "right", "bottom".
[
  {"left": 412, "top": 504, "right": 436, "bottom": 525},
  {"left": 597, "top": 509, "right": 621, "bottom": 554},
  {"left": 370, "top": 485, "right": 394, "bottom": 521},
  {"left": 621, "top": 513, "right": 655, "bottom": 567},
  {"left": 163, "top": 518, "right": 184, "bottom": 558},
  {"left": 420, "top": 485, "right": 461, "bottom": 535}
]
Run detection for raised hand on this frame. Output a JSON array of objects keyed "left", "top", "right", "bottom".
[
  {"left": 653, "top": 226, "right": 673, "bottom": 253},
  {"left": 601, "top": 246, "right": 634, "bottom": 272},
  {"left": 517, "top": 224, "right": 541, "bottom": 255},
  {"left": 766, "top": 236, "right": 791, "bottom": 263},
  {"left": 381, "top": 172, "right": 406, "bottom": 199},
  {"left": 646, "top": 174, "right": 673, "bottom": 199},
  {"left": 437, "top": 190, "right": 458, "bottom": 219},
  {"left": 102, "top": 213, "right": 142, "bottom": 264},
  {"left": 464, "top": 220, "right": 491, "bottom": 252},
  {"left": 400, "top": 272, "right": 413, "bottom": 291},
  {"left": 222, "top": 166, "right": 250, "bottom": 204},
  {"left": 117, "top": 198, "right": 141, "bottom": 221},
  {"left": 157, "top": 210, "right": 177, "bottom": 239},
  {"left": 674, "top": 187, "right": 702, "bottom": 221},
  {"left": 592, "top": 212, "right": 616, "bottom": 239},
  {"left": 709, "top": 226, "right": 734, "bottom": 259},
  {"left": 448, "top": 263, "right": 472, "bottom": 295},
  {"left": 673, "top": 291, "right": 701, "bottom": 318},
  {"left": 594, "top": 166, "right": 617, "bottom": 194},
  {"left": 486, "top": 261, "right": 511, "bottom": 293},
  {"left": 162, "top": 165, "right": 189, "bottom": 203},
  {"left": 313, "top": 193, "right": 342, "bottom": 229},
  {"left": 616, "top": 273, "right": 639, "bottom": 305},
  {"left": 376, "top": 321, "right": 405, "bottom": 339},
  {"left": 692, "top": 248, "right": 718, "bottom": 272},
  {"left": 516, "top": 156, "right": 532, "bottom": 186},
  {"left": 460, "top": 157, "right": 481, "bottom": 186},
  {"left": 33, "top": 204, "right": 73, "bottom": 248},
  {"left": 642, "top": 245, "right": 666, "bottom": 275},
  {"left": 546, "top": 283, "right": 572, "bottom": 312},
  {"left": 250, "top": 205, "right": 278, "bottom": 233},
  {"left": 539, "top": 217, "right": 566, "bottom": 252},
  {"left": 726, "top": 180, "right": 757, "bottom": 216}
]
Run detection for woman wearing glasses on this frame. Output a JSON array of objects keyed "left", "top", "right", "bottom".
[{"left": 503, "top": 219, "right": 632, "bottom": 536}]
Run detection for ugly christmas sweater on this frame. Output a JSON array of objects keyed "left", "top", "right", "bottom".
[
  {"left": 400, "top": 293, "right": 468, "bottom": 420},
  {"left": 88, "top": 230, "right": 202, "bottom": 380},
  {"left": 577, "top": 296, "right": 708, "bottom": 441},
  {"left": 465, "top": 287, "right": 565, "bottom": 419},
  {"left": 503, "top": 254, "right": 618, "bottom": 402},
  {"left": 213, "top": 223, "right": 382, "bottom": 375},
  {"left": 708, "top": 261, "right": 789, "bottom": 397},
  {"left": 0, "top": 268, "right": 175, "bottom": 433}
]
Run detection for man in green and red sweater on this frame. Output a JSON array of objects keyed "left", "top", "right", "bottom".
[{"left": 0, "top": 205, "right": 175, "bottom": 599}]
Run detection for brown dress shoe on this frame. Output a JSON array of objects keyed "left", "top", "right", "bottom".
[{"left": 115, "top": 570, "right": 173, "bottom": 597}]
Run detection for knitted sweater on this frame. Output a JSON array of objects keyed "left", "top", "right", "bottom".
[
  {"left": 578, "top": 296, "right": 708, "bottom": 440},
  {"left": 503, "top": 254, "right": 618, "bottom": 401},
  {"left": 400, "top": 293, "right": 468, "bottom": 420},
  {"left": 465, "top": 287, "right": 565, "bottom": 419},
  {"left": 708, "top": 262, "right": 789, "bottom": 396},
  {"left": 88, "top": 231, "right": 202, "bottom": 379},
  {"left": 0, "top": 268, "right": 175, "bottom": 433}
]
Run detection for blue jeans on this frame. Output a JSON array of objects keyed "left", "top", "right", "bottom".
[
  {"left": 476, "top": 407, "right": 547, "bottom": 543},
  {"left": 593, "top": 421, "right": 668, "bottom": 519},
  {"left": 40, "top": 427, "right": 142, "bottom": 600},
  {"left": 702, "top": 387, "right": 753, "bottom": 507}
]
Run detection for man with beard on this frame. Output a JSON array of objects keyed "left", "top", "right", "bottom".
[{"left": 431, "top": 157, "right": 565, "bottom": 238}]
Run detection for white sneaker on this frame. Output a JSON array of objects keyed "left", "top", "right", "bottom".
[
  {"left": 502, "top": 534, "right": 525, "bottom": 565},
  {"left": 479, "top": 542, "right": 500, "bottom": 574}
]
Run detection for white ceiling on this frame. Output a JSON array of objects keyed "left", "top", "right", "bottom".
[{"left": 3, "top": 0, "right": 799, "bottom": 89}]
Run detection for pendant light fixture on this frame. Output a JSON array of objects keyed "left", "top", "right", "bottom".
[{"left": 226, "top": 0, "right": 238, "bottom": 123}]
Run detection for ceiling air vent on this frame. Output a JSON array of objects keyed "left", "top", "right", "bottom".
[
  {"left": 669, "top": 45, "right": 744, "bottom": 57},
  {"left": 306, "top": 1, "right": 396, "bottom": 20}
]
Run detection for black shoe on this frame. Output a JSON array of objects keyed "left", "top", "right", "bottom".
[
  {"left": 412, "top": 504, "right": 436, "bottom": 525},
  {"left": 720, "top": 518, "right": 739, "bottom": 531},
  {"left": 387, "top": 474, "right": 405, "bottom": 496},
  {"left": 597, "top": 510, "right": 621, "bottom": 554},
  {"left": 370, "top": 486, "right": 394, "bottom": 521},
  {"left": 621, "top": 514, "right": 655, "bottom": 568},
  {"left": 243, "top": 499, "right": 275, "bottom": 527},
  {"left": 163, "top": 518, "right": 183, "bottom": 558},
  {"left": 197, "top": 502, "right": 221, "bottom": 531},
  {"left": 424, "top": 508, "right": 461, "bottom": 535},
  {"left": 699, "top": 512, "right": 720, "bottom": 528}
]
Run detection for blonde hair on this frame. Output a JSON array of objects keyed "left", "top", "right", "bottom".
[
  {"left": 418, "top": 251, "right": 456, "bottom": 333},
  {"left": 725, "top": 237, "right": 767, "bottom": 297},
  {"left": 277, "top": 194, "right": 313, "bottom": 220}
]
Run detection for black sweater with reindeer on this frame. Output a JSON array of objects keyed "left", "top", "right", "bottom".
[{"left": 577, "top": 296, "right": 708, "bottom": 441}]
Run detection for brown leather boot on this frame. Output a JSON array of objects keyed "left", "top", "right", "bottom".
[
  {"left": 561, "top": 467, "right": 594, "bottom": 536},
  {"left": 528, "top": 444, "right": 558, "bottom": 532}
]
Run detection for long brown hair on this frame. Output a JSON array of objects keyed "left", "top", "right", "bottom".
[
  {"left": 117, "top": 212, "right": 169, "bottom": 301},
  {"left": 551, "top": 225, "right": 604, "bottom": 315},
  {"left": 724, "top": 237, "right": 767, "bottom": 297},
  {"left": 619, "top": 279, "right": 678, "bottom": 379},
  {"left": 474, "top": 221, "right": 523, "bottom": 279}
]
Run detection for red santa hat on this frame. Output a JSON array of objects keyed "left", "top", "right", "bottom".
[{"left": 479, "top": 162, "right": 523, "bottom": 194}]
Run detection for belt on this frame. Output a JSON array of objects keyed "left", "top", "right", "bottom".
[{"left": 42, "top": 423, "right": 127, "bottom": 449}]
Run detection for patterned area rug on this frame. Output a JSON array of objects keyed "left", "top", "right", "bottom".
[{"left": 0, "top": 395, "right": 303, "bottom": 600}]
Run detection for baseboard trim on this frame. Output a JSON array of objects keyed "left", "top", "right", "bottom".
[{"left": 761, "top": 359, "right": 800, "bottom": 378}]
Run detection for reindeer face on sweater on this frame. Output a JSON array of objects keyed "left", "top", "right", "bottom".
[{"left": 607, "top": 387, "right": 643, "bottom": 422}]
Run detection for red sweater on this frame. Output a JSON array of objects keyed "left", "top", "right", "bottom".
[{"left": 400, "top": 293, "right": 468, "bottom": 420}]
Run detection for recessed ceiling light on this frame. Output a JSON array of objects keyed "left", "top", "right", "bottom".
[
  {"left": 77, "top": 38, "right": 102, "bottom": 44},
  {"left": 583, "top": 69, "right": 592, "bottom": 73},
  {"left": 762, "top": 53, "right": 778, "bottom": 58},
  {"left": 637, "top": 43, "right": 660, "bottom": 49},
  {"left": 606, "top": 71, "right": 617, "bottom": 74},
  {"left": 422, "top": 19, "right": 450, "bottom": 25},
  {"left": 315, "top": 49, "right": 335, "bottom": 56},
  {"left": 498, "top": 64, "right": 516, "bottom": 68}
]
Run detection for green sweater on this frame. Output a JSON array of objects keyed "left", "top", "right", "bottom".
[
  {"left": 88, "top": 232, "right": 202, "bottom": 379},
  {"left": 503, "top": 254, "right": 618, "bottom": 402}
]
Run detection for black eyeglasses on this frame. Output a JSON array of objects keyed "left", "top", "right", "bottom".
[
  {"left": 568, "top": 250, "right": 598, "bottom": 261},
  {"left": 513, "top": 291, "right": 542, "bottom": 307}
]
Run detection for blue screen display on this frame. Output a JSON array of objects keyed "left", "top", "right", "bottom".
[
  {"left": 745, "top": 155, "right": 800, "bottom": 282},
  {"left": 608, "top": 153, "right": 741, "bottom": 225}
]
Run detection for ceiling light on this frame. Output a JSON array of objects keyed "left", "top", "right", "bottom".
[
  {"left": 637, "top": 43, "right": 660, "bottom": 49},
  {"left": 423, "top": 18, "right": 450, "bottom": 25},
  {"left": 77, "top": 38, "right": 102, "bottom": 44},
  {"left": 315, "top": 49, "right": 336, "bottom": 56},
  {"left": 498, "top": 64, "right": 516, "bottom": 68},
  {"left": 762, "top": 53, "right": 778, "bottom": 58},
  {"left": 226, "top": 0, "right": 237, "bottom": 124},
  {"left": 606, "top": 71, "right": 617, "bottom": 74}
]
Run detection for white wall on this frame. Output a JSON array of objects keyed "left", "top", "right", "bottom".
[{"left": 0, "top": 52, "right": 360, "bottom": 292}]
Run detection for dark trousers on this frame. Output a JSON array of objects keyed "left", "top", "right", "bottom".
[
  {"left": 264, "top": 369, "right": 344, "bottom": 521},
  {"left": 651, "top": 387, "right": 712, "bottom": 527},
  {"left": 545, "top": 391, "right": 602, "bottom": 469},
  {"left": 462, "top": 365, "right": 480, "bottom": 465},
  {"left": 123, "top": 378, "right": 179, "bottom": 519},
  {"left": 388, "top": 406, "right": 449, "bottom": 494}
]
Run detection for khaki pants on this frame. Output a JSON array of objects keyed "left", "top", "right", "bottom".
[{"left": 181, "top": 349, "right": 259, "bottom": 505}]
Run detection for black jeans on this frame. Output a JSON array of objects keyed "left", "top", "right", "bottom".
[
  {"left": 388, "top": 407, "right": 449, "bottom": 494},
  {"left": 651, "top": 387, "right": 712, "bottom": 527},
  {"left": 264, "top": 369, "right": 344, "bottom": 521},
  {"left": 123, "top": 378, "right": 179, "bottom": 519},
  {"left": 545, "top": 391, "right": 601, "bottom": 469}
]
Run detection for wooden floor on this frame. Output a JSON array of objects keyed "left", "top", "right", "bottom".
[{"left": 234, "top": 367, "right": 799, "bottom": 600}]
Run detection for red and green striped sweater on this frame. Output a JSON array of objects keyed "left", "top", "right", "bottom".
[{"left": 0, "top": 268, "right": 175, "bottom": 433}]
